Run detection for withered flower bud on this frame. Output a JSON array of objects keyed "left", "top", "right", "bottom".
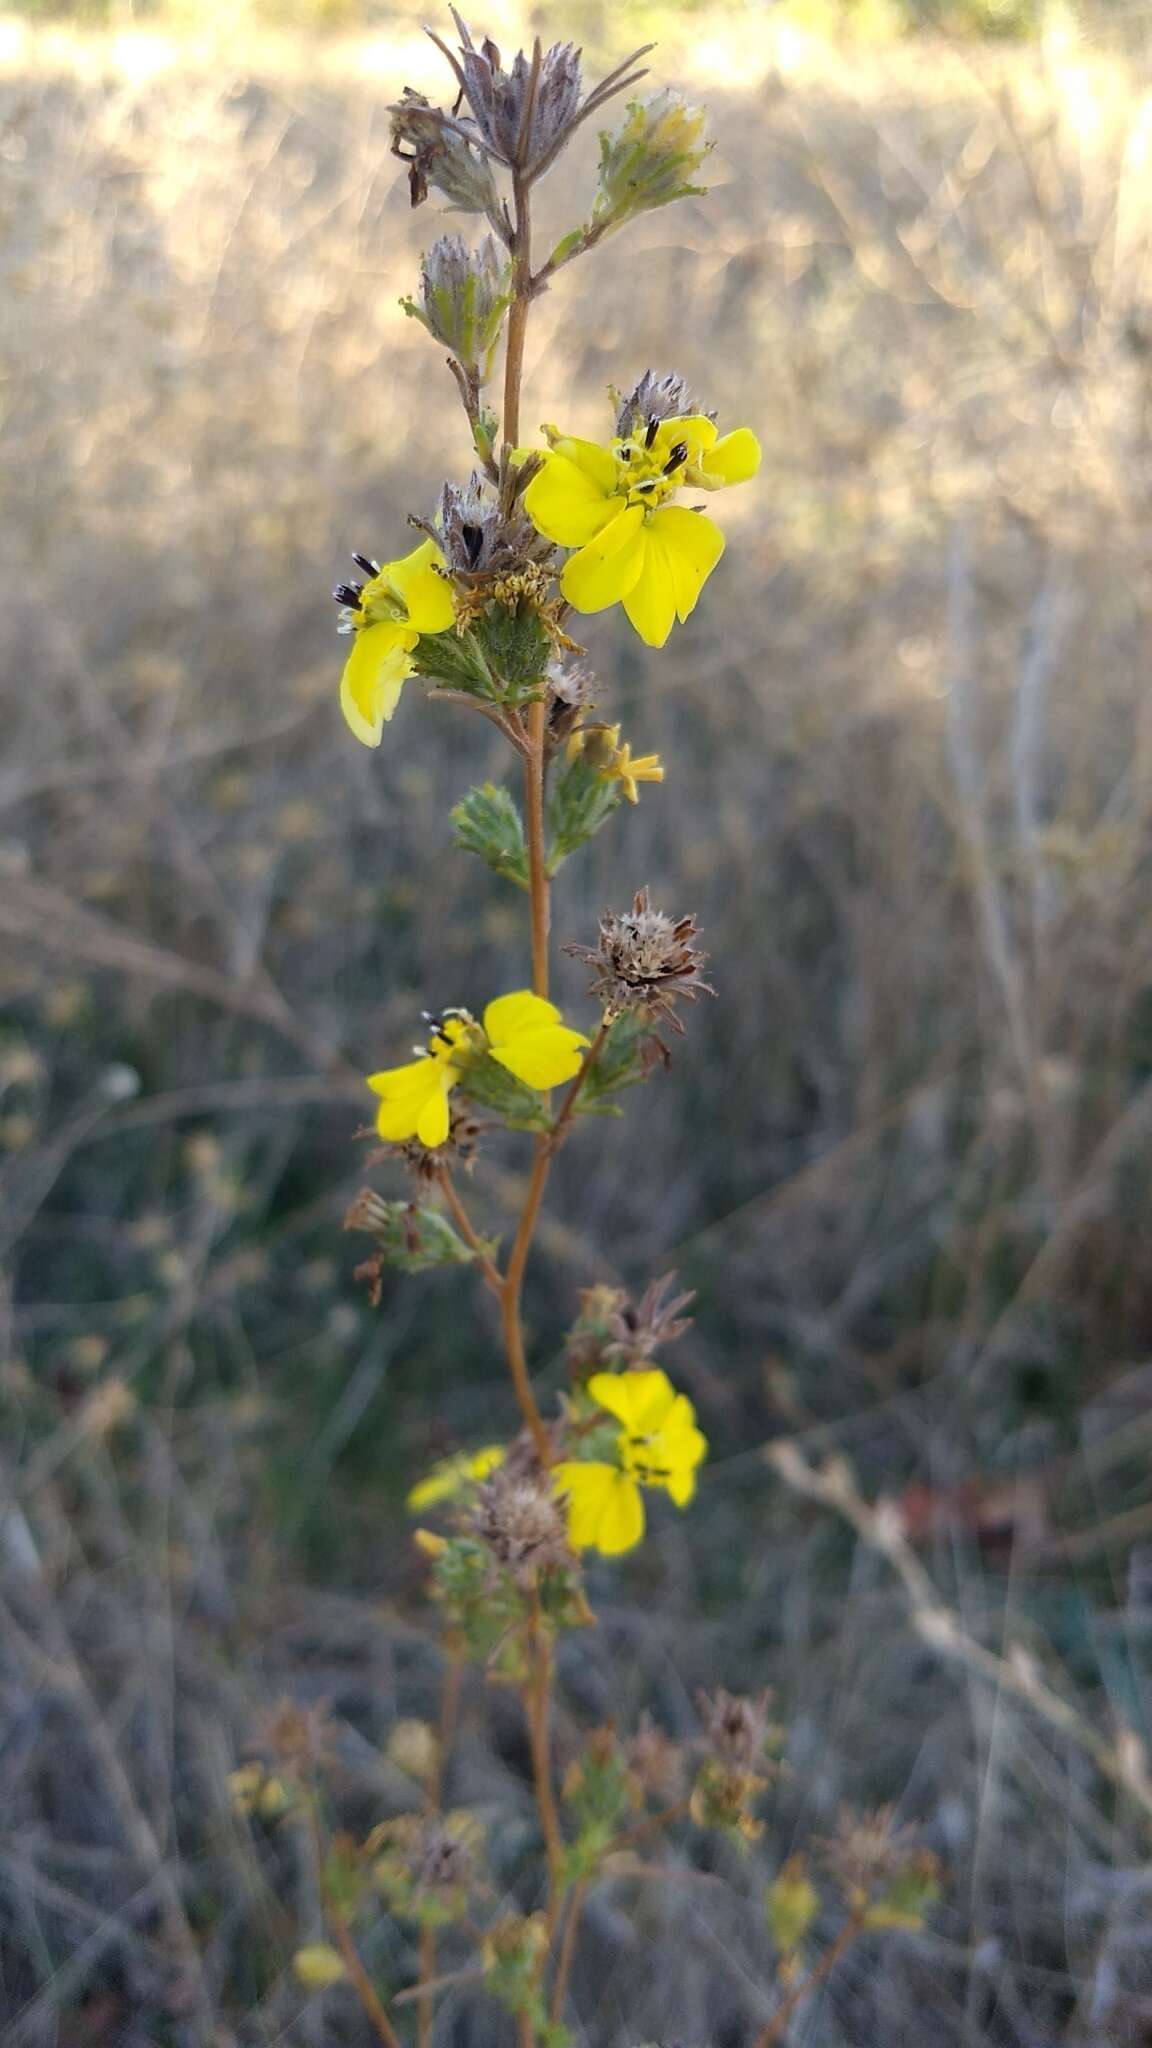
[
  {"left": 437, "top": 13, "right": 583, "bottom": 171},
  {"left": 625, "top": 1712, "right": 687, "bottom": 1804},
  {"left": 604, "top": 1272, "right": 695, "bottom": 1367},
  {"left": 390, "top": 86, "right": 501, "bottom": 215},
  {"left": 402, "top": 234, "right": 510, "bottom": 380},
  {"left": 566, "top": 888, "right": 714, "bottom": 1035},
  {"left": 697, "top": 1686, "right": 776, "bottom": 1768},
  {"left": 819, "top": 1804, "right": 919, "bottom": 1896},
  {"left": 614, "top": 369, "right": 711, "bottom": 441},
  {"left": 470, "top": 1460, "right": 573, "bottom": 1585},
  {"left": 564, "top": 1281, "right": 630, "bottom": 1378},
  {"left": 432, "top": 474, "right": 543, "bottom": 581}
]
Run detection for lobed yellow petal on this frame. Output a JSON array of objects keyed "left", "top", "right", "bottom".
[
  {"left": 490, "top": 1024, "right": 589, "bottom": 1090},
  {"left": 621, "top": 536, "right": 677, "bottom": 648},
  {"left": 340, "top": 624, "right": 413, "bottom": 746},
  {"left": 561, "top": 504, "right": 646, "bottom": 614},
  {"left": 588, "top": 1368, "right": 678, "bottom": 1435},
  {"left": 415, "top": 1076, "right": 454, "bottom": 1147},
  {"left": 482, "top": 990, "right": 562, "bottom": 1043},
  {"left": 646, "top": 506, "right": 725, "bottom": 626},
  {"left": 387, "top": 539, "right": 456, "bottom": 633},
  {"left": 553, "top": 1462, "right": 646, "bottom": 1555},
  {"left": 665, "top": 1467, "right": 698, "bottom": 1508},
  {"left": 524, "top": 451, "right": 618, "bottom": 548},
  {"left": 700, "top": 427, "right": 761, "bottom": 488}
]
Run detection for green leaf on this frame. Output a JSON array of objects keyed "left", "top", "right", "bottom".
[
  {"left": 547, "top": 227, "right": 587, "bottom": 269},
  {"left": 574, "top": 1014, "right": 649, "bottom": 1114},
  {"left": 546, "top": 754, "right": 621, "bottom": 873},
  {"left": 451, "top": 783, "right": 529, "bottom": 890},
  {"left": 362, "top": 1202, "right": 481, "bottom": 1273},
  {"left": 410, "top": 627, "right": 497, "bottom": 698},
  {"left": 456, "top": 1053, "right": 551, "bottom": 1131},
  {"left": 471, "top": 598, "right": 551, "bottom": 699}
]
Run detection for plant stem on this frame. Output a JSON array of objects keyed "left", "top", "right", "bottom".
[
  {"left": 548, "top": 1876, "right": 587, "bottom": 2022},
  {"left": 304, "top": 1785, "right": 402, "bottom": 2048},
  {"left": 502, "top": 170, "right": 532, "bottom": 450},
  {"left": 525, "top": 1586, "right": 564, "bottom": 1919},
  {"left": 524, "top": 698, "right": 550, "bottom": 1001},
  {"left": 752, "top": 1913, "right": 866, "bottom": 2048},
  {"left": 416, "top": 1648, "right": 465, "bottom": 2048}
]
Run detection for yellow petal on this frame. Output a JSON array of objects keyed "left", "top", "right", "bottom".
[
  {"left": 340, "top": 625, "right": 413, "bottom": 746},
  {"left": 482, "top": 990, "right": 562, "bottom": 1042},
  {"left": 561, "top": 505, "right": 646, "bottom": 614},
  {"left": 490, "top": 1025, "right": 589, "bottom": 1089},
  {"left": 645, "top": 506, "right": 725, "bottom": 622},
  {"left": 620, "top": 536, "right": 677, "bottom": 648},
  {"left": 366, "top": 1057, "right": 439, "bottom": 1099},
  {"left": 415, "top": 1074, "right": 454, "bottom": 1147},
  {"left": 588, "top": 1368, "right": 678, "bottom": 1434},
  {"left": 547, "top": 433, "right": 619, "bottom": 492},
  {"left": 387, "top": 539, "right": 456, "bottom": 633},
  {"left": 665, "top": 1467, "right": 698, "bottom": 1508},
  {"left": 524, "top": 452, "right": 618, "bottom": 548},
  {"left": 553, "top": 1462, "right": 645, "bottom": 1555},
  {"left": 700, "top": 427, "right": 761, "bottom": 487},
  {"left": 407, "top": 1444, "right": 505, "bottom": 1510},
  {"left": 651, "top": 414, "right": 718, "bottom": 461}
]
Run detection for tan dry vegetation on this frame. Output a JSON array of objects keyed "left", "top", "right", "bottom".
[{"left": 3, "top": 10, "right": 1152, "bottom": 2042}]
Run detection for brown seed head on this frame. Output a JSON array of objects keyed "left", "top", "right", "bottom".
[
  {"left": 470, "top": 1460, "right": 573, "bottom": 1584},
  {"left": 697, "top": 1687, "right": 776, "bottom": 1768},
  {"left": 566, "top": 888, "right": 714, "bottom": 1033},
  {"left": 819, "top": 1804, "right": 920, "bottom": 1896}
]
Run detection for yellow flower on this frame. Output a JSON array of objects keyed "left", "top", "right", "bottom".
[
  {"left": 522, "top": 414, "right": 760, "bottom": 648},
  {"left": 565, "top": 722, "right": 664, "bottom": 804},
  {"left": 367, "top": 991, "right": 590, "bottom": 1148},
  {"left": 292, "top": 1943, "right": 347, "bottom": 1990},
  {"left": 337, "top": 539, "right": 455, "bottom": 747},
  {"left": 407, "top": 1443, "right": 506, "bottom": 1510},
  {"left": 553, "top": 1367, "right": 707, "bottom": 1556}
]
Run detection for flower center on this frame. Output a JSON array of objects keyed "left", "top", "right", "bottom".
[
  {"left": 620, "top": 1428, "right": 674, "bottom": 1485},
  {"left": 612, "top": 425, "right": 690, "bottom": 517}
]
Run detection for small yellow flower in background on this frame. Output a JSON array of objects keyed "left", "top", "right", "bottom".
[
  {"left": 407, "top": 1442, "right": 506, "bottom": 1510},
  {"left": 566, "top": 721, "right": 664, "bottom": 804},
  {"left": 553, "top": 1367, "right": 707, "bottom": 1556},
  {"left": 367, "top": 992, "right": 589, "bottom": 1148},
  {"left": 523, "top": 414, "right": 760, "bottom": 648},
  {"left": 335, "top": 538, "right": 455, "bottom": 747},
  {"left": 292, "top": 1943, "right": 347, "bottom": 1990}
]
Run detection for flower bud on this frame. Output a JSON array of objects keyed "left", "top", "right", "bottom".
[
  {"left": 446, "top": 19, "right": 583, "bottom": 169},
  {"left": 402, "top": 234, "right": 510, "bottom": 381},
  {"left": 592, "top": 90, "right": 710, "bottom": 232}
]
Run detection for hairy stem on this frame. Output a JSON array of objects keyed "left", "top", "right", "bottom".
[{"left": 752, "top": 1912, "right": 865, "bottom": 2048}]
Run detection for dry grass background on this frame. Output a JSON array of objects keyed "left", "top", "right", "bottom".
[{"left": 3, "top": 1, "right": 1152, "bottom": 2039}]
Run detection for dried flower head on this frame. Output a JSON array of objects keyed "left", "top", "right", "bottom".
[
  {"left": 257, "top": 1699, "right": 335, "bottom": 1778},
  {"left": 625, "top": 1712, "right": 687, "bottom": 1804},
  {"left": 820, "top": 1805, "right": 920, "bottom": 1897},
  {"left": 605, "top": 1272, "right": 695, "bottom": 1366},
  {"left": 697, "top": 1687, "right": 776, "bottom": 1768},
  {"left": 614, "top": 368, "right": 711, "bottom": 440},
  {"left": 567, "top": 888, "right": 714, "bottom": 1034},
  {"left": 470, "top": 1459, "right": 574, "bottom": 1584},
  {"left": 432, "top": 14, "right": 583, "bottom": 171},
  {"left": 389, "top": 86, "right": 501, "bottom": 215}
]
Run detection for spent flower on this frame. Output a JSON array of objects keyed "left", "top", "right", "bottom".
[
  {"left": 390, "top": 85, "right": 502, "bottom": 215},
  {"left": 568, "top": 888, "right": 713, "bottom": 1034},
  {"left": 431, "top": 15, "right": 583, "bottom": 171}
]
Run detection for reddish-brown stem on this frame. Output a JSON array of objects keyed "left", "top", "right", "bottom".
[
  {"left": 548, "top": 1875, "right": 587, "bottom": 2022},
  {"left": 752, "top": 1913, "right": 866, "bottom": 2048},
  {"left": 417, "top": 1648, "right": 465, "bottom": 2048},
  {"left": 304, "top": 1785, "right": 402, "bottom": 2048},
  {"left": 524, "top": 1586, "right": 564, "bottom": 1918},
  {"left": 524, "top": 697, "right": 550, "bottom": 1002},
  {"left": 502, "top": 170, "right": 532, "bottom": 450},
  {"left": 437, "top": 1168, "right": 504, "bottom": 1298}
]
